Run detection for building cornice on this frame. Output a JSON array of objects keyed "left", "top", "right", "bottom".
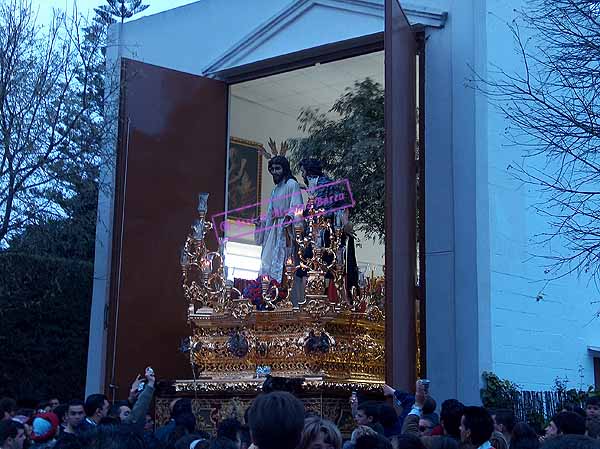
[{"left": 203, "top": 0, "right": 447, "bottom": 75}]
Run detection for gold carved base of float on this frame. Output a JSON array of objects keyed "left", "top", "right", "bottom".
[
  {"left": 187, "top": 307, "right": 384, "bottom": 383},
  {"left": 155, "top": 379, "right": 384, "bottom": 437}
]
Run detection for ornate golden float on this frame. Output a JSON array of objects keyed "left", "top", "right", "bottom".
[
  {"left": 163, "top": 192, "right": 385, "bottom": 433},
  {"left": 180, "top": 192, "right": 385, "bottom": 383}
]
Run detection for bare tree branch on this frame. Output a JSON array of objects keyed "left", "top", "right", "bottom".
[
  {"left": 474, "top": 0, "right": 600, "bottom": 282},
  {"left": 0, "top": 0, "right": 121, "bottom": 244}
]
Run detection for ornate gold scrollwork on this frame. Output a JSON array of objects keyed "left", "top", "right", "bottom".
[{"left": 181, "top": 193, "right": 386, "bottom": 384}]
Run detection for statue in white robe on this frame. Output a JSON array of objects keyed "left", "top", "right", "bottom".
[{"left": 254, "top": 155, "right": 304, "bottom": 305}]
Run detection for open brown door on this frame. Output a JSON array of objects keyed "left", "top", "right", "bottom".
[
  {"left": 105, "top": 59, "right": 228, "bottom": 398},
  {"left": 385, "top": 0, "right": 417, "bottom": 390}
]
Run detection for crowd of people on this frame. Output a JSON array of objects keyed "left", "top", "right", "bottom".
[{"left": 1, "top": 373, "right": 599, "bottom": 449}]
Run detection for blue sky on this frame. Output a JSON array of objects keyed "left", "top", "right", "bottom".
[{"left": 32, "top": 0, "right": 197, "bottom": 24}]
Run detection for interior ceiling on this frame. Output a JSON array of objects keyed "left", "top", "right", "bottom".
[{"left": 230, "top": 50, "right": 383, "bottom": 119}]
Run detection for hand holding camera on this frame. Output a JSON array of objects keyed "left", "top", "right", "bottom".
[
  {"left": 135, "top": 367, "right": 156, "bottom": 394},
  {"left": 415, "top": 379, "right": 430, "bottom": 408}
]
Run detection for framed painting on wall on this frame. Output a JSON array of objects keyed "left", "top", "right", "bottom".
[{"left": 228, "top": 137, "right": 263, "bottom": 221}]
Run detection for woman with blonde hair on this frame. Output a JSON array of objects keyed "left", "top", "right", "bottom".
[{"left": 296, "top": 416, "right": 343, "bottom": 449}]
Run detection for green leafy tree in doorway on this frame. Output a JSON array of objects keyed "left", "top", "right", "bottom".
[{"left": 288, "top": 78, "right": 385, "bottom": 242}]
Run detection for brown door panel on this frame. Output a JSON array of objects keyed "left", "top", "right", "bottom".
[
  {"left": 106, "top": 59, "right": 228, "bottom": 397},
  {"left": 385, "top": 0, "right": 417, "bottom": 389}
]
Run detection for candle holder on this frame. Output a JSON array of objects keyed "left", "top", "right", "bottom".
[{"left": 182, "top": 193, "right": 228, "bottom": 313}]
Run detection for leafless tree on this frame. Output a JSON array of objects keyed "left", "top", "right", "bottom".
[
  {"left": 479, "top": 0, "right": 600, "bottom": 281},
  {"left": 0, "top": 0, "right": 116, "bottom": 244}
]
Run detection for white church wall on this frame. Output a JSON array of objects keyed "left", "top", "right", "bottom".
[
  {"left": 486, "top": 0, "right": 598, "bottom": 390},
  {"left": 422, "top": 0, "right": 492, "bottom": 404}
]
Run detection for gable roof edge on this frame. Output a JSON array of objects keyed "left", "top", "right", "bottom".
[{"left": 202, "top": 0, "right": 446, "bottom": 75}]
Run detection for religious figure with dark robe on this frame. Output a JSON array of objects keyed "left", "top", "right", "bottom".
[
  {"left": 298, "top": 158, "right": 359, "bottom": 300},
  {"left": 254, "top": 150, "right": 304, "bottom": 305}
]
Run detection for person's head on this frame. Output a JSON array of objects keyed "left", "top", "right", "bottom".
[
  {"left": 247, "top": 391, "right": 304, "bottom": 449},
  {"left": 30, "top": 412, "right": 59, "bottom": 443},
  {"left": 355, "top": 433, "right": 392, "bottom": 449},
  {"left": 172, "top": 398, "right": 192, "bottom": 418},
  {"left": 378, "top": 404, "right": 400, "bottom": 431},
  {"left": 489, "top": 431, "right": 508, "bottom": 449},
  {"left": 84, "top": 394, "right": 109, "bottom": 422},
  {"left": 66, "top": 400, "right": 85, "bottom": 430},
  {"left": 109, "top": 401, "right": 131, "bottom": 422},
  {"left": 174, "top": 412, "right": 196, "bottom": 434},
  {"left": 459, "top": 406, "right": 494, "bottom": 447},
  {"left": 422, "top": 397, "right": 437, "bottom": 416},
  {"left": 296, "top": 416, "right": 342, "bottom": 449},
  {"left": 36, "top": 401, "right": 51, "bottom": 414},
  {"left": 440, "top": 399, "right": 464, "bottom": 439},
  {"left": 0, "top": 420, "right": 25, "bottom": 449},
  {"left": 586, "top": 396, "right": 600, "bottom": 419},
  {"left": 49, "top": 399, "right": 60, "bottom": 411},
  {"left": 418, "top": 417, "right": 436, "bottom": 436},
  {"left": 355, "top": 401, "right": 380, "bottom": 427},
  {"left": 217, "top": 418, "right": 242, "bottom": 448},
  {"left": 0, "top": 399, "right": 16, "bottom": 421},
  {"left": 53, "top": 404, "right": 68, "bottom": 425},
  {"left": 550, "top": 411, "right": 586, "bottom": 436},
  {"left": 268, "top": 156, "right": 295, "bottom": 185},
  {"left": 542, "top": 434, "right": 600, "bottom": 449},
  {"left": 490, "top": 408, "right": 514, "bottom": 435},
  {"left": 587, "top": 414, "right": 600, "bottom": 439},
  {"left": 351, "top": 425, "right": 377, "bottom": 443},
  {"left": 299, "top": 159, "right": 323, "bottom": 185},
  {"left": 510, "top": 422, "right": 540, "bottom": 449}
]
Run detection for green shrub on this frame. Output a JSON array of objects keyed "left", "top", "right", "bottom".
[{"left": 0, "top": 253, "right": 92, "bottom": 402}]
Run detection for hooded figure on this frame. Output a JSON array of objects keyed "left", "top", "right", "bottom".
[{"left": 298, "top": 158, "right": 359, "bottom": 300}]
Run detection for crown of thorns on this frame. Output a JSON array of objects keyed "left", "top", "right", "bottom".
[{"left": 259, "top": 138, "right": 289, "bottom": 160}]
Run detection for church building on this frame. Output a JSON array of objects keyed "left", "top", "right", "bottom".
[{"left": 86, "top": 0, "right": 600, "bottom": 406}]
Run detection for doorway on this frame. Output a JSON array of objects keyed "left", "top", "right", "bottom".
[
  {"left": 102, "top": 1, "right": 421, "bottom": 397},
  {"left": 223, "top": 51, "right": 386, "bottom": 287}
]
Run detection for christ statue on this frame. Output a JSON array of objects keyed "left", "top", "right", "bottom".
[{"left": 254, "top": 155, "right": 304, "bottom": 304}]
